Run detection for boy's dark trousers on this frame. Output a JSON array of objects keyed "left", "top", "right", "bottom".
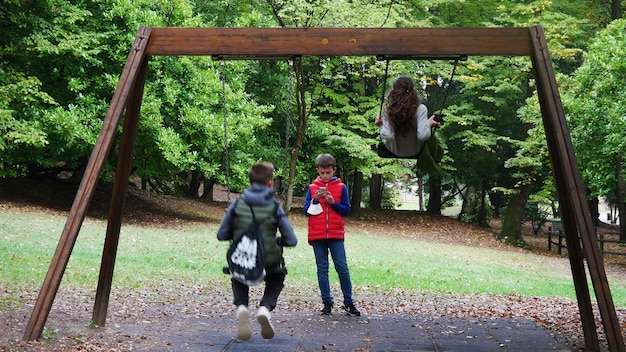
[{"left": 232, "top": 263, "right": 286, "bottom": 311}]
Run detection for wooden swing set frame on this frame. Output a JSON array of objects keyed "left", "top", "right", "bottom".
[{"left": 22, "top": 26, "right": 625, "bottom": 351}]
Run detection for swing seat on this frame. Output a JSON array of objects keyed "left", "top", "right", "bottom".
[
  {"left": 377, "top": 135, "right": 444, "bottom": 172},
  {"left": 376, "top": 142, "right": 418, "bottom": 159}
]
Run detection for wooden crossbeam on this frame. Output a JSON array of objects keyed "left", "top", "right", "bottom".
[{"left": 144, "top": 27, "right": 533, "bottom": 57}]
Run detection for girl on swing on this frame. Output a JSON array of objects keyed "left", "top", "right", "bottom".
[{"left": 375, "top": 75, "right": 440, "bottom": 158}]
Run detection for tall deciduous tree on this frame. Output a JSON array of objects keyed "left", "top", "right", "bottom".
[
  {"left": 4, "top": 0, "right": 623, "bottom": 221},
  {"left": 1, "top": 1, "right": 106, "bottom": 178},
  {"left": 564, "top": 19, "right": 626, "bottom": 239},
  {"left": 493, "top": 1, "right": 591, "bottom": 242},
  {"left": 264, "top": 0, "right": 428, "bottom": 211}
]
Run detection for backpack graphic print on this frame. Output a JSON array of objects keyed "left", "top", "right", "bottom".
[{"left": 226, "top": 201, "right": 266, "bottom": 286}]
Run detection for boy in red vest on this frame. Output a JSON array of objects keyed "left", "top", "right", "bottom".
[{"left": 303, "top": 153, "right": 361, "bottom": 316}]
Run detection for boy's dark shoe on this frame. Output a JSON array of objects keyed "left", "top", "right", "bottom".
[
  {"left": 321, "top": 302, "right": 333, "bottom": 315},
  {"left": 344, "top": 304, "right": 361, "bottom": 317}
]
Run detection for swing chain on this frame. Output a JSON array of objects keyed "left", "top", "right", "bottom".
[
  {"left": 283, "top": 56, "right": 301, "bottom": 199},
  {"left": 284, "top": 59, "right": 293, "bottom": 191},
  {"left": 378, "top": 59, "right": 390, "bottom": 118},
  {"left": 220, "top": 59, "right": 230, "bottom": 201},
  {"left": 437, "top": 58, "right": 459, "bottom": 117}
]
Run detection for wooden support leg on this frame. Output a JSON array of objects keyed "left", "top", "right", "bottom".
[
  {"left": 530, "top": 26, "right": 624, "bottom": 351},
  {"left": 561, "top": 215, "right": 599, "bottom": 350},
  {"left": 21, "top": 159, "right": 105, "bottom": 340},
  {"left": 530, "top": 26, "right": 599, "bottom": 351},
  {"left": 22, "top": 27, "right": 151, "bottom": 341},
  {"left": 92, "top": 56, "right": 149, "bottom": 327}
]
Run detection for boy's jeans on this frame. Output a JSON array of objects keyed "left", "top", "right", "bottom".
[{"left": 311, "top": 239, "right": 354, "bottom": 306}]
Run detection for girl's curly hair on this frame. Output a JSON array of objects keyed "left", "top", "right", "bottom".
[{"left": 385, "top": 76, "right": 421, "bottom": 137}]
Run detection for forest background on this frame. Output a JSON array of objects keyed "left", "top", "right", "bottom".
[{"left": 2, "top": 0, "right": 626, "bottom": 247}]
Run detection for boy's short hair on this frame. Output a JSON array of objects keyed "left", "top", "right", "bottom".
[
  {"left": 315, "top": 153, "right": 336, "bottom": 168},
  {"left": 249, "top": 162, "right": 274, "bottom": 184}
]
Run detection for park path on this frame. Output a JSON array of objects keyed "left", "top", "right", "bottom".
[{"left": 116, "top": 310, "right": 571, "bottom": 351}]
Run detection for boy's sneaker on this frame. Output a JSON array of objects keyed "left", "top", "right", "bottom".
[
  {"left": 344, "top": 304, "right": 361, "bottom": 317},
  {"left": 236, "top": 305, "right": 251, "bottom": 341},
  {"left": 320, "top": 302, "right": 333, "bottom": 315},
  {"left": 257, "top": 306, "right": 275, "bottom": 339}
]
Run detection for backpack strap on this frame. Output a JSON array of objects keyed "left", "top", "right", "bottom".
[
  {"left": 246, "top": 201, "right": 257, "bottom": 222},
  {"left": 229, "top": 198, "right": 258, "bottom": 243},
  {"left": 234, "top": 197, "right": 280, "bottom": 245},
  {"left": 270, "top": 199, "right": 286, "bottom": 272},
  {"left": 272, "top": 199, "right": 282, "bottom": 243},
  {"left": 273, "top": 199, "right": 280, "bottom": 224},
  {"left": 229, "top": 198, "right": 241, "bottom": 232}
]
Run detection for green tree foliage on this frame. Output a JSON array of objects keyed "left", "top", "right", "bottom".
[
  {"left": 136, "top": 56, "right": 273, "bottom": 195},
  {"left": 1, "top": 0, "right": 277, "bottom": 197},
  {"left": 440, "top": 0, "right": 594, "bottom": 232},
  {"left": 1, "top": 0, "right": 94, "bottom": 177},
  {"left": 2, "top": 0, "right": 624, "bottom": 232},
  {"left": 563, "top": 18, "right": 626, "bottom": 238},
  {"left": 262, "top": 0, "right": 432, "bottom": 210}
]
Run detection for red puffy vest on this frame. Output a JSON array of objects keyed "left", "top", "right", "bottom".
[{"left": 307, "top": 177, "right": 346, "bottom": 243}]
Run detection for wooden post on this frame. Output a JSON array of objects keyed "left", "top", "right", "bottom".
[
  {"left": 22, "top": 26, "right": 152, "bottom": 341},
  {"left": 530, "top": 26, "right": 624, "bottom": 352},
  {"left": 92, "top": 54, "right": 149, "bottom": 327},
  {"left": 548, "top": 226, "right": 552, "bottom": 251}
]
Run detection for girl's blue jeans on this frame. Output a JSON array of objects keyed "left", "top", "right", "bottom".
[{"left": 311, "top": 239, "right": 354, "bottom": 306}]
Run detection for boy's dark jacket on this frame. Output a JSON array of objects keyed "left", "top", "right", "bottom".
[{"left": 217, "top": 183, "right": 297, "bottom": 267}]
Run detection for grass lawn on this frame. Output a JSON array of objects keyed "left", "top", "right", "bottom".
[{"left": 2, "top": 207, "right": 625, "bottom": 308}]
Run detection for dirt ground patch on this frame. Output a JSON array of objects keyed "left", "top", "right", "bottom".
[{"left": 1, "top": 177, "right": 626, "bottom": 351}]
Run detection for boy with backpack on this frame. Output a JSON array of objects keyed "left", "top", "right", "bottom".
[{"left": 217, "top": 162, "right": 297, "bottom": 341}]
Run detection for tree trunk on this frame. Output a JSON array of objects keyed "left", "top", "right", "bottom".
[
  {"left": 284, "top": 59, "right": 307, "bottom": 213},
  {"left": 488, "top": 191, "right": 505, "bottom": 218},
  {"left": 498, "top": 183, "right": 532, "bottom": 246},
  {"left": 417, "top": 177, "right": 424, "bottom": 211},
  {"left": 612, "top": 0, "right": 622, "bottom": 19},
  {"left": 457, "top": 185, "right": 475, "bottom": 220},
  {"left": 202, "top": 178, "right": 216, "bottom": 201},
  {"left": 477, "top": 179, "right": 489, "bottom": 227},
  {"left": 610, "top": 204, "right": 619, "bottom": 224},
  {"left": 588, "top": 196, "right": 599, "bottom": 228},
  {"left": 426, "top": 173, "right": 442, "bottom": 214},
  {"left": 273, "top": 176, "right": 283, "bottom": 198},
  {"left": 351, "top": 168, "right": 363, "bottom": 217},
  {"left": 369, "top": 174, "right": 383, "bottom": 209},
  {"left": 187, "top": 170, "right": 201, "bottom": 198}
]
